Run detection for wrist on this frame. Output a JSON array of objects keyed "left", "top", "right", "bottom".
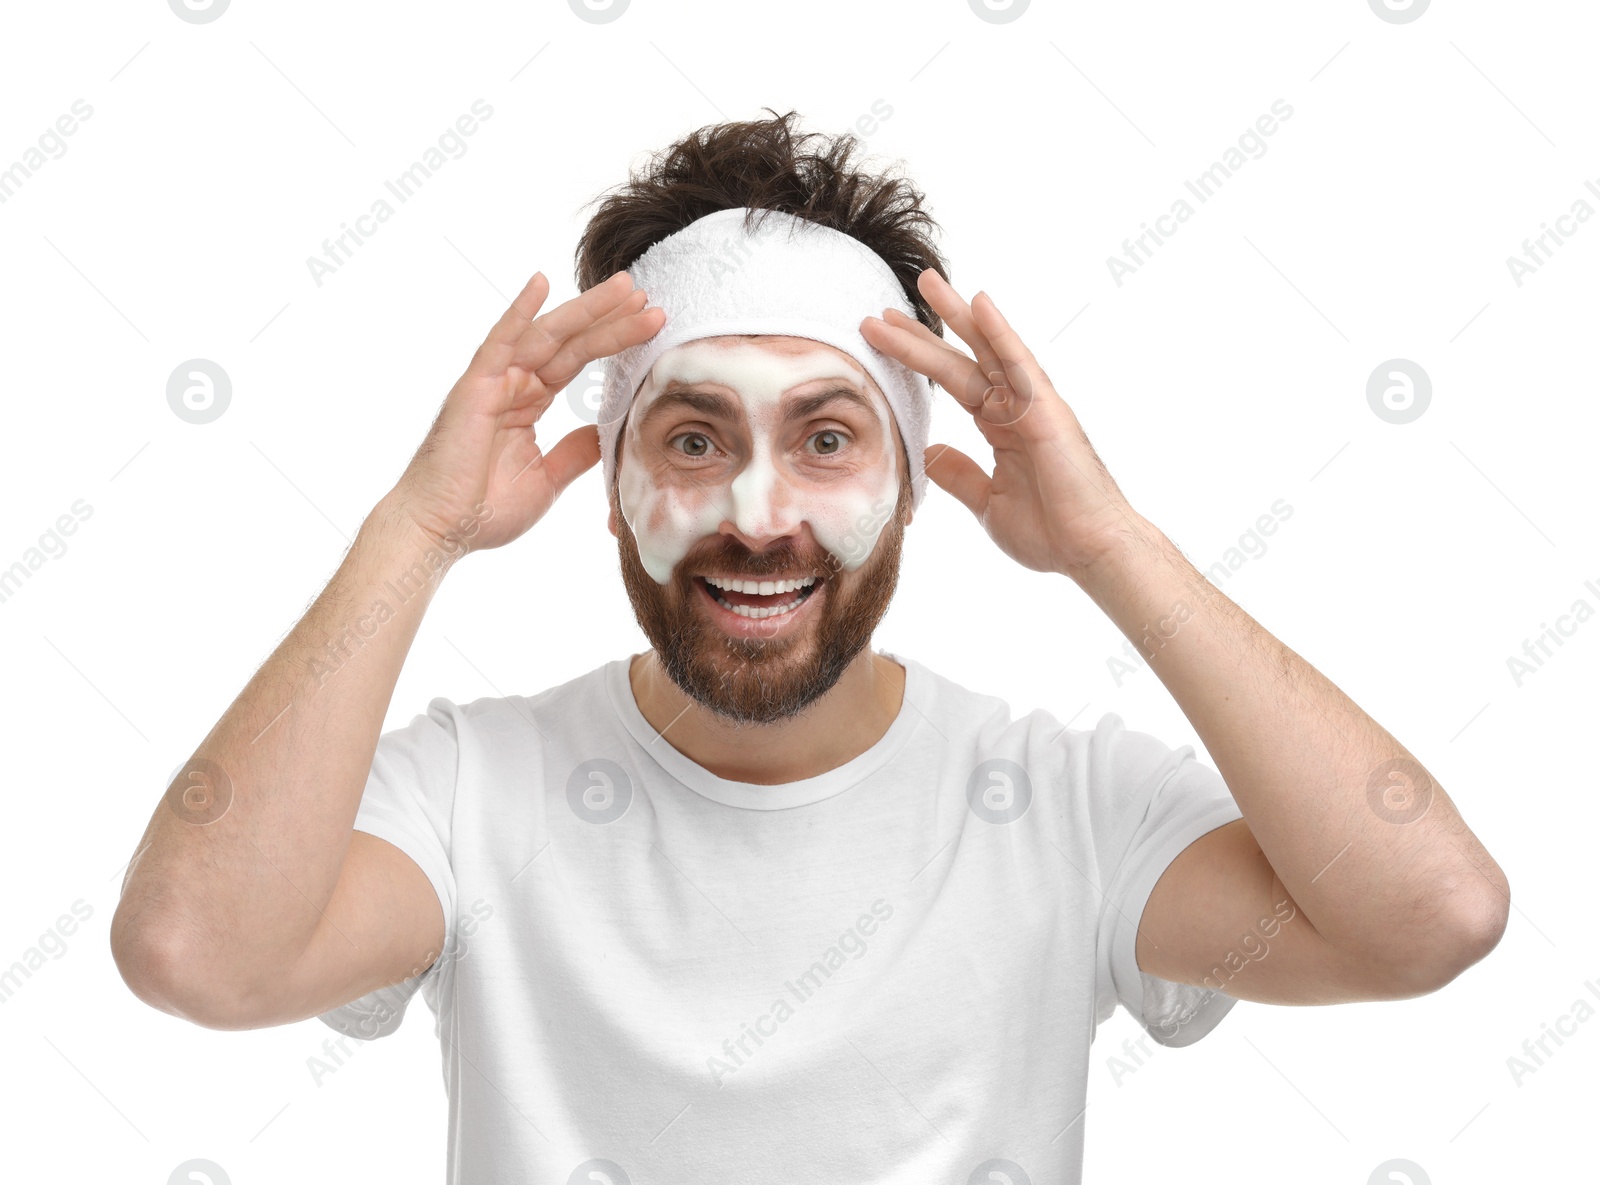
[
  {"left": 1058, "top": 510, "right": 1166, "bottom": 588},
  {"left": 358, "top": 494, "right": 470, "bottom": 582}
]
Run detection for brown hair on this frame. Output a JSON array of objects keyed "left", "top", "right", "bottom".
[{"left": 574, "top": 108, "right": 949, "bottom": 334}]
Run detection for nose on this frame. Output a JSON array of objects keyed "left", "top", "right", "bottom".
[{"left": 723, "top": 447, "right": 804, "bottom": 551}]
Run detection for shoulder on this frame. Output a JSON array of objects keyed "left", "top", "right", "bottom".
[
  {"left": 419, "top": 655, "right": 622, "bottom": 739},
  {"left": 897, "top": 652, "right": 1112, "bottom": 784},
  {"left": 899, "top": 654, "right": 1199, "bottom": 803},
  {"left": 901, "top": 652, "right": 1132, "bottom": 753}
]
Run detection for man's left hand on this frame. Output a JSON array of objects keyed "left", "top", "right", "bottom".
[{"left": 861, "top": 269, "right": 1152, "bottom": 580}]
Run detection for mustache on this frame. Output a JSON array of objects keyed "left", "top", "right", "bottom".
[{"left": 678, "top": 538, "right": 836, "bottom": 582}]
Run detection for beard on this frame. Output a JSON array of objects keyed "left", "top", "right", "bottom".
[{"left": 615, "top": 476, "right": 911, "bottom": 727}]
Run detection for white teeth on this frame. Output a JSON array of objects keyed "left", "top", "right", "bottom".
[
  {"left": 705, "top": 575, "right": 816, "bottom": 595},
  {"left": 714, "top": 594, "right": 807, "bottom": 619},
  {"left": 703, "top": 574, "right": 819, "bottom": 619}
]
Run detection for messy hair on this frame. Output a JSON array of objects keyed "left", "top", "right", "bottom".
[{"left": 574, "top": 107, "right": 949, "bottom": 331}]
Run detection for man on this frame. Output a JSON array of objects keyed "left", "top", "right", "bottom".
[{"left": 111, "top": 112, "right": 1509, "bottom": 1184}]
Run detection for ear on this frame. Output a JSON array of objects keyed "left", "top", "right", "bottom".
[{"left": 607, "top": 503, "right": 619, "bottom": 538}]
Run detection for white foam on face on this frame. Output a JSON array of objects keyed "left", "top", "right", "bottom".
[{"left": 617, "top": 338, "right": 901, "bottom": 584}]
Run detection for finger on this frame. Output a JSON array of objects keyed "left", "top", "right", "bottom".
[
  {"left": 500, "top": 300, "right": 665, "bottom": 430},
  {"left": 923, "top": 442, "right": 991, "bottom": 520},
  {"left": 515, "top": 271, "right": 641, "bottom": 367},
  {"left": 914, "top": 269, "right": 1005, "bottom": 378},
  {"left": 480, "top": 270, "right": 638, "bottom": 378},
  {"left": 877, "top": 305, "right": 1018, "bottom": 419},
  {"left": 481, "top": 271, "right": 553, "bottom": 354},
  {"left": 505, "top": 301, "right": 665, "bottom": 424},
  {"left": 537, "top": 423, "right": 603, "bottom": 497},
  {"left": 862, "top": 312, "right": 989, "bottom": 414},
  {"left": 879, "top": 306, "right": 967, "bottom": 358},
  {"left": 513, "top": 284, "right": 646, "bottom": 368},
  {"left": 527, "top": 290, "right": 664, "bottom": 382},
  {"left": 968, "top": 290, "right": 1059, "bottom": 432},
  {"left": 971, "top": 290, "right": 1042, "bottom": 373}
]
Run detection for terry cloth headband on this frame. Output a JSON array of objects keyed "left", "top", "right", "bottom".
[{"left": 594, "top": 206, "right": 934, "bottom": 510}]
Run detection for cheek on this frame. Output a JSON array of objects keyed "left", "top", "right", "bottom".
[
  {"left": 802, "top": 466, "right": 900, "bottom": 573},
  {"left": 619, "top": 459, "right": 727, "bottom": 584}
]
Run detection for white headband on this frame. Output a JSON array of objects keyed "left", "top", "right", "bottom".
[{"left": 593, "top": 206, "right": 933, "bottom": 509}]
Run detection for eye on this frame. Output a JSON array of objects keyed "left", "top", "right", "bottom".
[
  {"left": 808, "top": 429, "right": 847, "bottom": 455},
  {"left": 669, "top": 431, "right": 714, "bottom": 458}
]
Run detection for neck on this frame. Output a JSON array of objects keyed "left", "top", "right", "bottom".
[{"left": 628, "top": 648, "right": 906, "bottom": 785}]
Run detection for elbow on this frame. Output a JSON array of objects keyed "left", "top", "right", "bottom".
[
  {"left": 1376, "top": 885, "right": 1511, "bottom": 998},
  {"left": 109, "top": 917, "right": 178, "bottom": 1018},
  {"left": 1441, "top": 884, "right": 1511, "bottom": 982},
  {"left": 109, "top": 909, "right": 253, "bottom": 1030}
]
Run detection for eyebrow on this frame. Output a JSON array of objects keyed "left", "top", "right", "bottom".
[{"left": 637, "top": 382, "right": 875, "bottom": 432}]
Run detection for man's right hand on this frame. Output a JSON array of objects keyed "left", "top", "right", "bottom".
[{"left": 384, "top": 269, "right": 664, "bottom": 556}]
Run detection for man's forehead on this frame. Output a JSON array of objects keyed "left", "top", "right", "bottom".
[{"left": 648, "top": 335, "right": 877, "bottom": 393}]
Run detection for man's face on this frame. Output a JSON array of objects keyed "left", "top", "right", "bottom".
[{"left": 609, "top": 335, "right": 913, "bottom": 725}]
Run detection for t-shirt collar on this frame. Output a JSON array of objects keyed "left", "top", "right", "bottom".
[{"left": 604, "top": 649, "right": 926, "bottom": 810}]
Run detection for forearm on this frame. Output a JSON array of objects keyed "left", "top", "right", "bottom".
[
  {"left": 111, "top": 495, "right": 462, "bottom": 1012},
  {"left": 1072, "top": 514, "right": 1509, "bottom": 976}
]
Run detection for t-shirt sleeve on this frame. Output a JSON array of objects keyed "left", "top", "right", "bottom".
[
  {"left": 1087, "top": 712, "right": 1245, "bottom": 1048},
  {"left": 316, "top": 697, "right": 460, "bottom": 1040}
]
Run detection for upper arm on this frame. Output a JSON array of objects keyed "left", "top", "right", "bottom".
[
  {"left": 229, "top": 830, "right": 447, "bottom": 1029},
  {"left": 1134, "top": 818, "right": 1410, "bottom": 1005}
]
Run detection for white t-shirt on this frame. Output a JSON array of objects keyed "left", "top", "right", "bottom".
[{"left": 320, "top": 649, "right": 1244, "bottom": 1184}]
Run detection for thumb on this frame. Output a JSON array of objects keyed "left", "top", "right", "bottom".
[
  {"left": 541, "top": 423, "right": 602, "bottom": 497},
  {"left": 923, "top": 443, "right": 990, "bottom": 520}
]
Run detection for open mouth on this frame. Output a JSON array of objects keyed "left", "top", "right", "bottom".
[{"left": 697, "top": 573, "right": 821, "bottom": 620}]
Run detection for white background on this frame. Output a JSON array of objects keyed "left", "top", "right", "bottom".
[{"left": 1, "top": 1, "right": 1594, "bottom": 1182}]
